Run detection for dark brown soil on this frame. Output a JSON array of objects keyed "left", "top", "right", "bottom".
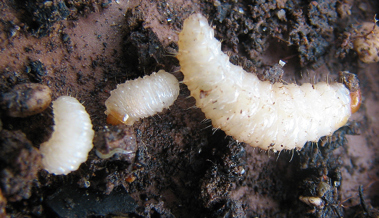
[{"left": 0, "top": 0, "right": 379, "bottom": 217}]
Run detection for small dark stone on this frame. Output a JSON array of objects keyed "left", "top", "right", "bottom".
[
  {"left": 46, "top": 185, "right": 137, "bottom": 218},
  {"left": 26, "top": 60, "right": 47, "bottom": 82}
]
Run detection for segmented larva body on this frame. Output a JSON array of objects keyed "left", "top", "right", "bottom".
[
  {"left": 40, "top": 96, "right": 94, "bottom": 175},
  {"left": 105, "top": 70, "right": 180, "bottom": 125},
  {"left": 177, "top": 14, "right": 360, "bottom": 151}
]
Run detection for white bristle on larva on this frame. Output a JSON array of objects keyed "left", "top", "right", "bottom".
[
  {"left": 40, "top": 96, "right": 94, "bottom": 175},
  {"left": 177, "top": 14, "right": 353, "bottom": 151},
  {"left": 105, "top": 70, "right": 180, "bottom": 125}
]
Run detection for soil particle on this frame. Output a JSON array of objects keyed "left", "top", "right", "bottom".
[
  {"left": 209, "top": 199, "right": 246, "bottom": 218},
  {"left": 201, "top": 0, "right": 348, "bottom": 68},
  {"left": 124, "top": 25, "right": 169, "bottom": 74},
  {"left": 229, "top": 54, "right": 257, "bottom": 73},
  {"left": 293, "top": 124, "right": 360, "bottom": 217},
  {"left": 94, "top": 124, "right": 137, "bottom": 161},
  {"left": 0, "top": 83, "right": 52, "bottom": 118},
  {"left": 353, "top": 22, "right": 379, "bottom": 63},
  {"left": 0, "top": 129, "right": 41, "bottom": 202},
  {"left": 200, "top": 139, "right": 246, "bottom": 209},
  {"left": 137, "top": 201, "right": 175, "bottom": 218},
  {"left": 21, "top": 0, "right": 70, "bottom": 37},
  {"left": 336, "top": 30, "right": 355, "bottom": 59},
  {"left": 0, "top": 69, "right": 29, "bottom": 92},
  {"left": 123, "top": 5, "right": 181, "bottom": 74},
  {"left": 258, "top": 62, "right": 285, "bottom": 83},
  {"left": 45, "top": 185, "right": 137, "bottom": 218},
  {"left": 339, "top": 71, "right": 360, "bottom": 92},
  {"left": 25, "top": 60, "right": 47, "bottom": 83}
]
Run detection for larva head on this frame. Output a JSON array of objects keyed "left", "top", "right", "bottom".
[
  {"left": 350, "top": 89, "right": 361, "bottom": 114},
  {"left": 106, "top": 110, "right": 135, "bottom": 126},
  {"left": 339, "top": 71, "right": 361, "bottom": 114}
]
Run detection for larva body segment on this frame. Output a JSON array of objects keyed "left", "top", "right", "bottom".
[
  {"left": 40, "top": 96, "right": 94, "bottom": 175},
  {"left": 177, "top": 14, "right": 353, "bottom": 151},
  {"left": 105, "top": 70, "right": 180, "bottom": 125}
]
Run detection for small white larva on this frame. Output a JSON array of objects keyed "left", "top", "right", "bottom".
[
  {"left": 40, "top": 96, "right": 94, "bottom": 175},
  {"left": 177, "top": 14, "right": 361, "bottom": 152},
  {"left": 105, "top": 70, "right": 180, "bottom": 125}
]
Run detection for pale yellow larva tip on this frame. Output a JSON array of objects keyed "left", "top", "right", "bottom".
[
  {"left": 106, "top": 110, "right": 134, "bottom": 125},
  {"left": 350, "top": 89, "right": 361, "bottom": 114},
  {"left": 106, "top": 113, "right": 124, "bottom": 125}
]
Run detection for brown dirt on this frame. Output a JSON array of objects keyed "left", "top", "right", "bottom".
[{"left": 0, "top": 0, "right": 379, "bottom": 217}]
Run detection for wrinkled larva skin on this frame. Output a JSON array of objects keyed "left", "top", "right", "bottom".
[
  {"left": 105, "top": 70, "right": 180, "bottom": 125},
  {"left": 40, "top": 96, "right": 94, "bottom": 175},
  {"left": 177, "top": 14, "right": 353, "bottom": 151}
]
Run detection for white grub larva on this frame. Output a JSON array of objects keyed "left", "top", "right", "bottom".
[
  {"left": 105, "top": 70, "right": 180, "bottom": 125},
  {"left": 40, "top": 96, "right": 94, "bottom": 175},
  {"left": 177, "top": 14, "right": 361, "bottom": 152}
]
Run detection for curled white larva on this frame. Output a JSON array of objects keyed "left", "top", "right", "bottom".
[
  {"left": 177, "top": 14, "right": 355, "bottom": 152},
  {"left": 105, "top": 70, "right": 180, "bottom": 125},
  {"left": 40, "top": 96, "right": 94, "bottom": 175}
]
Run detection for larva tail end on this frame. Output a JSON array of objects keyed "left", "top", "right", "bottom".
[
  {"left": 335, "top": 116, "right": 349, "bottom": 130},
  {"left": 339, "top": 71, "right": 361, "bottom": 114},
  {"left": 106, "top": 110, "right": 134, "bottom": 126}
]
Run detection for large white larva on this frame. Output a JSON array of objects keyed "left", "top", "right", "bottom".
[
  {"left": 40, "top": 96, "right": 94, "bottom": 175},
  {"left": 105, "top": 70, "right": 180, "bottom": 125},
  {"left": 177, "top": 14, "right": 361, "bottom": 152}
]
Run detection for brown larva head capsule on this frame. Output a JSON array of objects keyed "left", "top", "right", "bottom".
[
  {"left": 350, "top": 89, "right": 361, "bottom": 114},
  {"left": 106, "top": 109, "right": 132, "bottom": 125},
  {"left": 339, "top": 71, "right": 361, "bottom": 114},
  {"left": 0, "top": 83, "right": 52, "bottom": 117}
]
